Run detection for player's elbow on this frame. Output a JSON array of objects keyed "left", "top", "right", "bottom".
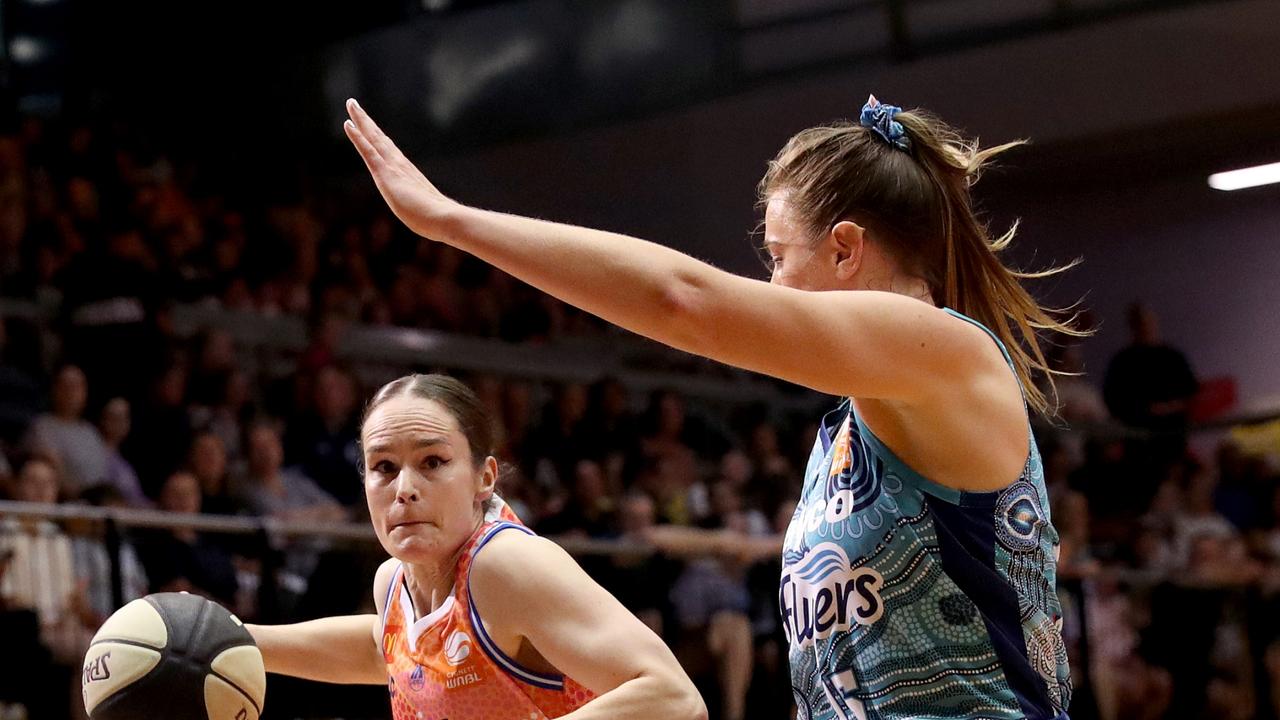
[
  {"left": 659, "top": 269, "right": 719, "bottom": 357},
  {"left": 684, "top": 688, "right": 709, "bottom": 720},
  {"left": 659, "top": 670, "right": 708, "bottom": 720}
]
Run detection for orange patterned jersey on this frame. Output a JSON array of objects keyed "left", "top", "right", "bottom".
[{"left": 381, "top": 500, "right": 596, "bottom": 720}]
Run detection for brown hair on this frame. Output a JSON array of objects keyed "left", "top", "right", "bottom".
[
  {"left": 361, "top": 373, "right": 496, "bottom": 468},
  {"left": 758, "top": 106, "right": 1084, "bottom": 415}
]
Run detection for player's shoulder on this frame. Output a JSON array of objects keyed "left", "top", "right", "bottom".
[
  {"left": 372, "top": 557, "right": 401, "bottom": 614},
  {"left": 471, "top": 529, "right": 570, "bottom": 592}
]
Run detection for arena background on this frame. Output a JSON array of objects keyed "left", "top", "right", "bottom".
[{"left": 1, "top": 1, "right": 1279, "bottom": 719}]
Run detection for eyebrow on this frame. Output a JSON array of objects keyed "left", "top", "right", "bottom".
[{"left": 365, "top": 436, "right": 450, "bottom": 455}]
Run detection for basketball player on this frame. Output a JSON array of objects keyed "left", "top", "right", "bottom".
[
  {"left": 247, "top": 374, "right": 706, "bottom": 720},
  {"left": 344, "top": 95, "right": 1076, "bottom": 720}
]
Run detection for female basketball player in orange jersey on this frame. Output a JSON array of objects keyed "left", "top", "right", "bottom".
[
  {"left": 247, "top": 374, "right": 706, "bottom": 720},
  {"left": 343, "top": 96, "right": 1081, "bottom": 720}
]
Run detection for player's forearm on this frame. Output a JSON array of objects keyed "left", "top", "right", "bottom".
[
  {"left": 559, "top": 672, "right": 707, "bottom": 720},
  {"left": 440, "top": 205, "right": 725, "bottom": 355},
  {"left": 245, "top": 615, "right": 385, "bottom": 685}
]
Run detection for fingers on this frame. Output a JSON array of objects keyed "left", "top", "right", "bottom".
[
  {"left": 346, "top": 98, "right": 401, "bottom": 163},
  {"left": 344, "top": 118, "right": 382, "bottom": 173}
]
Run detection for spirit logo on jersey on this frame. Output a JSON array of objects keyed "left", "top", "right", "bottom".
[
  {"left": 444, "top": 630, "right": 471, "bottom": 666},
  {"left": 779, "top": 542, "right": 884, "bottom": 649}
]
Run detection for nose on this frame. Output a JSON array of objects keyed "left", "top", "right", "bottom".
[{"left": 394, "top": 469, "right": 420, "bottom": 504}]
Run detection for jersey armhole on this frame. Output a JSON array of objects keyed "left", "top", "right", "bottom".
[{"left": 466, "top": 522, "right": 567, "bottom": 691}]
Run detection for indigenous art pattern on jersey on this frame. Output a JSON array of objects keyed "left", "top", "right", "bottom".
[{"left": 782, "top": 310, "right": 1071, "bottom": 720}]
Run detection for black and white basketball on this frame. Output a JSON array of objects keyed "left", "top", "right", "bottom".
[{"left": 82, "top": 592, "right": 266, "bottom": 720}]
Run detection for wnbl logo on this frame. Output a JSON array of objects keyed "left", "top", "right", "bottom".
[{"left": 779, "top": 543, "right": 883, "bottom": 649}]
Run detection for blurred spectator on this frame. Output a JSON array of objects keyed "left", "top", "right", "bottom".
[
  {"left": 27, "top": 364, "right": 109, "bottom": 497},
  {"left": 66, "top": 486, "right": 149, "bottom": 624},
  {"left": 189, "top": 369, "right": 252, "bottom": 472},
  {"left": 528, "top": 382, "right": 590, "bottom": 486},
  {"left": 581, "top": 377, "right": 638, "bottom": 457},
  {"left": 241, "top": 422, "right": 345, "bottom": 524},
  {"left": 56, "top": 225, "right": 159, "bottom": 402},
  {"left": 0, "top": 457, "right": 92, "bottom": 664},
  {"left": 91, "top": 402, "right": 144, "bottom": 505},
  {"left": 188, "top": 431, "right": 238, "bottom": 516},
  {"left": 135, "top": 470, "right": 238, "bottom": 605},
  {"left": 1104, "top": 303, "right": 1198, "bottom": 432},
  {"left": 1046, "top": 341, "right": 1109, "bottom": 425},
  {"left": 241, "top": 421, "right": 345, "bottom": 597},
  {"left": 125, "top": 359, "right": 194, "bottom": 498},
  {"left": 537, "top": 459, "right": 616, "bottom": 538},
  {"left": 1171, "top": 461, "right": 1239, "bottom": 571},
  {"left": 285, "top": 365, "right": 362, "bottom": 506}
]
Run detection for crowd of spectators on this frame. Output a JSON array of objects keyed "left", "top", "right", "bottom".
[{"left": 1, "top": 117, "right": 1279, "bottom": 720}]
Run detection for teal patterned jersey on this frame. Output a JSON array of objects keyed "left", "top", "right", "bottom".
[{"left": 781, "top": 310, "right": 1071, "bottom": 720}]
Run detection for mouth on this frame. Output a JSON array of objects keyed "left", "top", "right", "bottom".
[{"left": 391, "top": 520, "right": 432, "bottom": 532}]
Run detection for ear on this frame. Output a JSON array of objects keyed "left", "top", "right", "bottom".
[
  {"left": 829, "top": 220, "right": 866, "bottom": 280},
  {"left": 476, "top": 456, "right": 499, "bottom": 504}
]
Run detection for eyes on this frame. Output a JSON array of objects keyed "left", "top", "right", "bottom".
[{"left": 369, "top": 454, "right": 449, "bottom": 479}]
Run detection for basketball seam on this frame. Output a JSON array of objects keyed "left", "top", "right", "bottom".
[
  {"left": 210, "top": 668, "right": 262, "bottom": 715},
  {"left": 87, "top": 637, "right": 166, "bottom": 651}
]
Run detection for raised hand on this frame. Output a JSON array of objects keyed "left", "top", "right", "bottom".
[{"left": 344, "top": 99, "right": 459, "bottom": 240}]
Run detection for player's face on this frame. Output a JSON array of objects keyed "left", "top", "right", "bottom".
[
  {"left": 362, "top": 396, "right": 496, "bottom": 565},
  {"left": 763, "top": 193, "right": 839, "bottom": 291}
]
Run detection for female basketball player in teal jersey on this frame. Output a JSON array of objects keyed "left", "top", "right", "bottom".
[{"left": 345, "top": 95, "right": 1079, "bottom": 720}]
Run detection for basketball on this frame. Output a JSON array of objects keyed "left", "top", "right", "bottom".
[{"left": 81, "top": 592, "right": 266, "bottom": 720}]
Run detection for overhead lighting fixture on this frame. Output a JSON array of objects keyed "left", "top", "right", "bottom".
[{"left": 1208, "top": 161, "right": 1280, "bottom": 191}]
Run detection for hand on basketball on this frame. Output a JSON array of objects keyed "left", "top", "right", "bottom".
[{"left": 344, "top": 99, "right": 458, "bottom": 240}]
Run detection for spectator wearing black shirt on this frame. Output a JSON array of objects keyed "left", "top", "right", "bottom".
[
  {"left": 1104, "top": 303, "right": 1198, "bottom": 432},
  {"left": 285, "top": 365, "right": 362, "bottom": 506}
]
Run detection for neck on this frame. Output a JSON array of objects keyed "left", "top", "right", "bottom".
[
  {"left": 860, "top": 268, "right": 934, "bottom": 305},
  {"left": 402, "top": 511, "right": 485, "bottom": 614}
]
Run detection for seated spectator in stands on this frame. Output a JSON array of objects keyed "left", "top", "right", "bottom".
[
  {"left": 0, "top": 457, "right": 93, "bottom": 664},
  {"left": 1044, "top": 340, "right": 1109, "bottom": 427},
  {"left": 27, "top": 363, "right": 108, "bottom": 497},
  {"left": 537, "top": 459, "right": 617, "bottom": 538},
  {"left": 634, "top": 452, "right": 707, "bottom": 527},
  {"left": 656, "top": 478, "right": 774, "bottom": 720},
  {"left": 188, "top": 431, "right": 238, "bottom": 516},
  {"left": 285, "top": 364, "right": 362, "bottom": 506},
  {"left": 135, "top": 471, "right": 238, "bottom": 606},
  {"left": 0, "top": 543, "right": 69, "bottom": 720},
  {"left": 188, "top": 369, "right": 252, "bottom": 473},
  {"left": 581, "top": 377, "right": 638, "bottom": 458},
  {"left": 607, "top": 492, "right": 673, "bottom": 636},
  {"left": 70, "top": 486, "right": 149, "bottom": 621},
  {"left": 1104, "top": 302, "right": 1198, "bottom": 432},
  {"left": 241, "top": 421, "right": 346, "bottom": 595},
  {"left": 527, "top": 382, "right": 590, "bottom": 487},
  {"left": 641, "top": 389, "right": 697, "bottom": 461},
  {"left": 1171, "top": 461, "right": 1239, "bottom": 571},
  {"left": 240, "top": 422, "right": 345, "bottom": 524},
  {"left": 96, "top": 397, "right": 150, "bottom": 508},
  {"left": 125, "top": 359, "right": 193, "bottom": 498}
]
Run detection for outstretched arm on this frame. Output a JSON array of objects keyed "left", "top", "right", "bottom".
[
  {"left": 243, "top": 559, "right": 395, "bottom": 685},
  {"left": 344, "top": 100, "right": 991, "bottom": 403}
]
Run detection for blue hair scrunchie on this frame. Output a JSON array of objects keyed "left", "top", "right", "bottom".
[{"left": 860, "top": 95, "right": 911, "bottom": 152}]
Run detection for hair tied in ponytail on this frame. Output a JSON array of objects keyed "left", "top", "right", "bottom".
[{"left": 859, "top": 95, "right": 912, "bottom": 152}]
